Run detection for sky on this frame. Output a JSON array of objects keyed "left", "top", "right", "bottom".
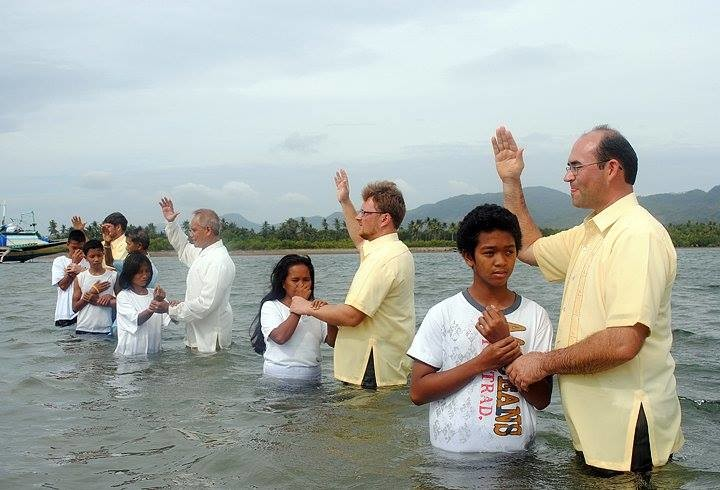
[{"left": 2, "top": 1, "right": 719, "bottom": 230}]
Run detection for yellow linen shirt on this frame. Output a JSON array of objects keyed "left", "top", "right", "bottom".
[
  {"left": 534, "top": 193, "right": 683, "bottom": 471},
  {"left": 335, "top": 233, "right": 415, "bottom": 387},
  {"left": 111, "top": 234, "right": 128, "bottom": 261}
]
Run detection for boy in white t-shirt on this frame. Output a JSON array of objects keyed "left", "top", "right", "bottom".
[
  {"left": 51, "top": 229, "right": 88, "bottom": 327},
  {"left": 72, "top": 239, "right": 117, "bottom": 334},
  {"left": 407, "top": 204, "right": 553, "bottom": 452}
]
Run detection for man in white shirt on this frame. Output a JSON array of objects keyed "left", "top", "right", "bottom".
[{"left": 151, "top": 197, "right": 236, "bottom": 353}]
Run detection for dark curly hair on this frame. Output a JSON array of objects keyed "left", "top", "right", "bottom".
[
  {"left": 456, "top": 204, "right": 522, "bottom": 256},
  {"left": 249, "top": 254, "right": 315, "bottom": 354}
]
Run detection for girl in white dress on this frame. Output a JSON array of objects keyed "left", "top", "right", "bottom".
[
  {"left": 114, "top": 253, "right": 170, "bottom": 356},
  {"left": 250, "top": 255, "right": 338, "bottom": 382}
]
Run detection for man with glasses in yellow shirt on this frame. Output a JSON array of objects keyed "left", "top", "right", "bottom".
[
  {"left": 491, "top": 125, "right": 683, "bottom": 475},
  {"left": 291, "top": 170, "right": 415, "bottom": 389}
]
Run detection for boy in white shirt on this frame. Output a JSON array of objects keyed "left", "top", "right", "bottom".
[
  {"left": 51, "top": 230, "right": 88, "bottom": 327},
  {"left": 72, "top": 239, "right": 117, "bottom": 334},
  {"left": 407, "top": 204, "right": 553, "bottom": 452}
]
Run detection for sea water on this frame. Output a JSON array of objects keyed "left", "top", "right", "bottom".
[{"left": 1, "top": 250, "right": 718, "bottom": 488}]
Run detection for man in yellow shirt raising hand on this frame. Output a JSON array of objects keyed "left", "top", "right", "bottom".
[
  {"left": 492, "top": 125, "right": 683, "bottom": 475},
  {"left": 291, "top": 170, "right": 415, "bottom": 389}
]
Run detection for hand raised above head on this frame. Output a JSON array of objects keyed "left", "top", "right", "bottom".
[
  {"left": 71, "top": 216, "right": 86, "bottom": 230},
  {"left": 491, "top": 126, "right": 525, "bottom": 182},
  {"left": 159, "top": 197, "right": 180, "bottom": 222},
  {"left": 334, "top": 169, "right": 350, "bottom": 204}
]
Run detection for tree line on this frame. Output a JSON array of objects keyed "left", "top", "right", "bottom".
[{"left": 48, "top": 218, "right": 720, "bottom": 249}]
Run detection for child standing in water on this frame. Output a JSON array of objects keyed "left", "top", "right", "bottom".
[
  {"left": 72, "top": 239, "right": 116, "bottom": 334},
  {"left": 114, "top": 253, "right": 171, "bottom": 356},
  {"left": 250, "top": 255, "right": 337, "bottom": 382}
]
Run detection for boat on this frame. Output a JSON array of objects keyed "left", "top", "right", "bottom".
[{"left": 0, "top": 203, "right": 66, "bottom": 263}]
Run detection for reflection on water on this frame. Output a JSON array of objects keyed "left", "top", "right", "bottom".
[{"left": 0, "top": 250, "right": 718, "bottom": 487}]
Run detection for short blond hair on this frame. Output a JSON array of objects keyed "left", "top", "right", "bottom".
[{"left": 361, "top": 181, "right": 406, "bottom": 229}]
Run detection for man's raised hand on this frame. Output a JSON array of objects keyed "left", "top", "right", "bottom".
[
  {"left": 159, "top": 197, "right": 180, "bottom": 222},
  {"left": 492, "top": 126, "right": 525, "bottom": 183},
  {"left": 334, "top": 169, "right": 350, "bottom": 204},
  {"left": 71, "top": 216, "right": 86, "bottom": 230}
]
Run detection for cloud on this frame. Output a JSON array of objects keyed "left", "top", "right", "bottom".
[
  {"left": 170, "top": 180, "right": 260, "bottom": 214},
  {"left": 448, "top": 179, "right": 479, "bottom": 195},
  {"left": 278, "top": 133, "right": 328, "bottom": 154},
  {"left": 453, "top": 44, "right": 589, "bottom": 78},
  {"left": 280, "top": 192, "right": 312, "bottom": 205},
  {"left": 79, "top": 171, "right": 114, "bottom": 189}
]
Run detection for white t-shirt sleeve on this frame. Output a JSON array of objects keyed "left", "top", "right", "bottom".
[
  {"left": 527, "top": 305, "right": 554, "bottom": 354},
  {"left": 407, "top": 303, "right": 444, "bottom": 369},
  {"left": 51, "top": 257, "right": 66, "bottom": 286},
  {"left": 260, "top": 301, "right": 287, "bottom": 339},
  {"left": 116, "top": 290, "right": 141, "bottom": 334}
]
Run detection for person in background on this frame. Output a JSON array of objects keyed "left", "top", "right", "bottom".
[
  {"left": 291, "top": 170, "right": 415, "bottom": 389},
  {"left": 250, "top": 254, "right": 337, "bottom": 383},
  {"left": 126, "top": 229, "right": 158, "bottom": 288},
  {"left": 72, "top": 239, "right": 116, "bottom": 335},
  {"left": 51, "top": 229, "right": 88, "bottom": 327},
  {"left": 101, "top": 212, "right": 129, "bottom": 270},
  {"left": 151, "top": 197, "right": 235, "bottom": 354}
]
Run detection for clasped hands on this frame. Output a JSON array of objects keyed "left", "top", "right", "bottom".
[
  {"left": 476, "top": 305, "right": 549, "bottom": 390},
  {"left": 82, "top": 281, "right": 112, "bottom": 305},
  {"left": 288, "top": 283, "right": 327, "bottom": 316},
  {"left": 148, "top": 286, "right": 179, "bottom": 313}
]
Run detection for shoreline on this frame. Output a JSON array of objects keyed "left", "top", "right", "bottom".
[{"left": 151, "top": 246, "right": 457, "bottom": 257}]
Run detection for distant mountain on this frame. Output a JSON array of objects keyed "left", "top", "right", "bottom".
[
  {"left": 405, "top": 186, "right": 587, "bottom": 229},
  {"left": 223, "top": 185, "right": 720, "bottom": 230},
  {"left": 638, "top": 185, "right": 720, "bottom": 224},
  {"left": 222, "top": 213, "right": 260, "bottom": 230}
]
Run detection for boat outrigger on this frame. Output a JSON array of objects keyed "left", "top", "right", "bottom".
[{"left": 0, "top": 203, "right": 66, "bottom": 263}]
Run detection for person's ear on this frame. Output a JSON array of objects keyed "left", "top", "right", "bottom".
[{"left": 461, "top": 251, "right": 475, "bottom": 269}]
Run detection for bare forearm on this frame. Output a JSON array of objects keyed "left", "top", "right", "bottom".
[
  {"left": 339, "top": 199, "right": 362, "bottom": 248},
  {"left": 542, "top": 326, "right": 646, "bottom": 376},
  {"left": 308, "top": 303, "right": 364, "bottom": 327},
  {"left": 268, "top": 313, "right": 302, "bottom": 344},
  {"left": 502, "top": 178, "right": 542, "bottom": 264},
  {"left": 410, "top": 358, "right": 485, "bottom": 405},
  {"left": 57, "top": 273, "right": 76, "bottom": 290},
  {"left": 137, "top": 309, "right": 154, "bottom": 326}
]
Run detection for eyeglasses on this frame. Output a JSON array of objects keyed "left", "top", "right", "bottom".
[
  {"left": 357, "top": 209, "right": 385, "bottom": 218},
  {"left": 565, "top": 160, "right": 610, "bottom": 176}
]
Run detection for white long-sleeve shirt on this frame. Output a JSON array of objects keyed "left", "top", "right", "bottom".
[{"left": 165, "top": 220, "right": 236, "bottom": 353}]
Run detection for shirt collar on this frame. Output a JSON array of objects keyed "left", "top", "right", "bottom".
[
  {"left": 362, "top": 232, "right": 400, "bottom": 255},
  {"left": 200, "top": 239, "right": 224, "bottom": 254},
  {"left": 584, "top": 193, "right": 639, "bottom": 233}
]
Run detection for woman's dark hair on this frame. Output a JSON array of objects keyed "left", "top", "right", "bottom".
[
  {"left": 115, "top": 252, "right": 153, "bottom": 294},
  {"left": 250, "top": 254, "right": 315, "bottom": 354}
]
